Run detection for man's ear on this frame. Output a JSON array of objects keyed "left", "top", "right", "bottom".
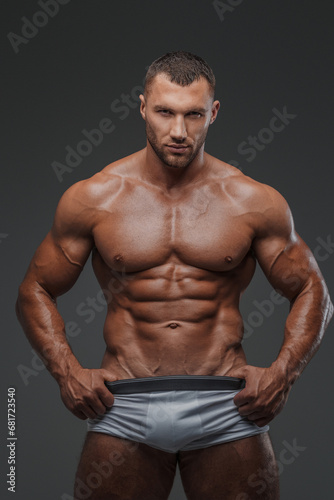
[
  {"left": 139, "top": 94, "right": 146, "bottom": 120},
  {"left": 210, "top": 100, "right": 220, "bottom": 125}
]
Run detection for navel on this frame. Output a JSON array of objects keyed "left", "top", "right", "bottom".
[{"left": 167, "top": 322, "right": 180, "bottom": 329}]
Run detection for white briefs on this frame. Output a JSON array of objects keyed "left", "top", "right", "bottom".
[{"left": 87, "top": 375, "right": 269, "bottom": 454}]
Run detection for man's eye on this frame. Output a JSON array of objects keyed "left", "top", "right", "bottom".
[
  {"left": 188, "top": 112, "right": 202, "bottom": 117},
  {"left": 159, "top": 110, "right": 171, "bottom": 115}
]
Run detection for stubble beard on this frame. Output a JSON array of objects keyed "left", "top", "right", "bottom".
[{"left": 146, "top": 121, "right": 208, "bottom": 169}]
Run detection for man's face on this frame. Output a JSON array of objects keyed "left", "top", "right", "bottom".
[{"left": 140, "top": 74, "right": 220, "bottom": 169}]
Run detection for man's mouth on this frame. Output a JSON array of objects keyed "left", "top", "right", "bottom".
[{"left": 166, "top": 144, "right": 189, "bottom": 154}]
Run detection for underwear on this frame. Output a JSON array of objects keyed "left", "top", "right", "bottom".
[{"left": 87, "top": 375, "right": 269, "bottom": 453}]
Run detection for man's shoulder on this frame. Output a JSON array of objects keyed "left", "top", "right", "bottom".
[
  {"left": 208, "top": 156, "right": 285, "bottom": 208},
  {"left": 60, "top": 150, "right": 143, "bottom": 208}
]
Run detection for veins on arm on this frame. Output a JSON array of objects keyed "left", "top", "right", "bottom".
[
  {"left": 250, "top": 184, "right": 332, "bottom": 379},
  {"left": 57, "top": 241, "right": 86, "bottom": 269}
]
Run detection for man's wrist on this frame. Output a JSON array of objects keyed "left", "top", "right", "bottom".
[
  {"left": 270, "top": 355, "right": 300, "bottom": 386},
  {"left": 49, "top": 350, "right": 83, "bottom": 385}
]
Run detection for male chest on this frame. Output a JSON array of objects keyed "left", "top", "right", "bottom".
[{"left": 92, "top": 184, "right": 254, "bottom": 272}]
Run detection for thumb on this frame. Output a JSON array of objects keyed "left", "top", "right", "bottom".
[
  {"left": 100, "top": 369, "right": 119, "bottom": 382},
  {"left": 228, "top": 365, "right": 249, "bottom": 381}
]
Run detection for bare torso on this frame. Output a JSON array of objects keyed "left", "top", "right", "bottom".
[
  {"left": 88, "top": 149, "right": 258, "bottom": 378},
  {"left": 16, "top": 139, "right": 330, "bottom": 499},
  {"left": 15, "top": 64, "right": 332, "bottom": 500}
]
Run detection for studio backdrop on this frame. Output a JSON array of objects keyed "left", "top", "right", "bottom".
[{"left": 1, "top": 1, "right": 333, "bottom": 499}]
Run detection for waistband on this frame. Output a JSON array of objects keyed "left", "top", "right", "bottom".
[{"left": 105, "top": 375, "right": 245, "bottom": 394}]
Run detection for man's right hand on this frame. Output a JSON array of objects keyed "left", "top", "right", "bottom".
[{"left": 58, "top": 367, "right": 118, "bottom": 420}]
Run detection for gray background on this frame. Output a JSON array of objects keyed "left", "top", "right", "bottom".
[{"left": 1, "top": 0, "right": 333, "bottom": 498}]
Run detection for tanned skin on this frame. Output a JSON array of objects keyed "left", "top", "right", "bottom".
[{"left": 16, "top": 74, "right": 333, "bottom": 499}]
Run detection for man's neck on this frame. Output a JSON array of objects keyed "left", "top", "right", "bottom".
[{"left": 140, "top": 143, "right": 207, "bottom": 191}]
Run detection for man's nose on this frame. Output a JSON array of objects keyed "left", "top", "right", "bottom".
[{"left": 170, "top": 116, "right": 187, "bottom": 142}]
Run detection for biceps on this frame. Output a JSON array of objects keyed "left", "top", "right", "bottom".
[
  {"left": 22, "top": 231, "right": 93, "bottom": 297},
  {"left": 254, "top": 233, "right": 320, "bottom": 301}
]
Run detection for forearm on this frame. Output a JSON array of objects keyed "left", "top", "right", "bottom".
[
  {"left": 272, "top": 278, "right": 333, "bottom": 383},
  {"left": 16, "top": 281, "right": 82, "bottom": 383}
]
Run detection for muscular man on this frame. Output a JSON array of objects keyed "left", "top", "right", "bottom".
[{"left": 16, "top": 51, "right": 332, "bottom": 499}]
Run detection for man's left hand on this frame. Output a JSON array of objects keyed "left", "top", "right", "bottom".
[{"left": 229, "top": 364, "right": 292, "bottom": 427}]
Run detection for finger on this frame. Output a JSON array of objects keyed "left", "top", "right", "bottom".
[
  {"left": 242, "top": 410, "right": 268, "bottom": 421},
  {"left": 71, "top": 408, "right": 88, "bottom": 420},
  {"left": 101, "top": 369, "right": 119, "bottom": 382},
  {"left": 82, "top": 404, "right": 101, "bottom": 420},
  {"left": 101, "top": 391, "right": 114, "bottom": 409},
  {"left": 61, "top": 395, "right": 90, "bottom": 420},
  {"left": 90, "top": 397, "right": 110, "bottom": 416},
  {"left": 228, "top": 367, "right": 248, "bottom": 380},
  {"left": 72, "top": 397, "right": 101, "bottom": 419},
  {"left": 84, "top": 386, "right": 113, "bottom": 415},
  {"left": 236, "top": 404, "right": 257, "bottom": 417},
  {"left": 96, "top": 384, "right": 115, "bottom": 407},
  {"left": 233, "top": 389, "right": 250, "bottom": 407},
  {"left": 240, "top": 407, "right": 274, "bottom": 426},
  {"left": 253, "top": 417, "right": 271, "bottom": 427}
]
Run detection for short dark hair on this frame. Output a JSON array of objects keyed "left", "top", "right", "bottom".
[{"left": 144, "top": 51, "right": 216, "bottom": 97}]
